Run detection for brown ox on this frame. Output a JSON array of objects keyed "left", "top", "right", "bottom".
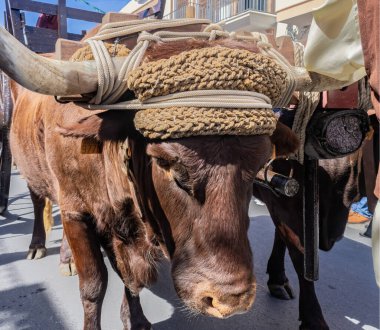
[{"left": 7, "top": 39, "right": 298, "bottom": 329}]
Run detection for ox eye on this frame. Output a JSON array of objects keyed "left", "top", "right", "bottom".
[
  {"left": 153, "top": 157, "right": 192, "bottom": 194},
  {"left": 154, "top": 157, "right": 171, "bottom": 169},
  {"left": 171, "top": 163, "right": 192, "bottom": 194},
  {"left": 173, "top": 176, "right": 192, "bottom": 194}
]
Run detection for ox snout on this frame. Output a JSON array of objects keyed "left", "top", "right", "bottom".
[
  {"left": 197, "top": 281, "right": 256, "bottom": 318},
  {"left": 173, "top": 269, "right": 256, "bottom": 318}
]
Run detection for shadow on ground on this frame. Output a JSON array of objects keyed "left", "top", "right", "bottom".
[
  {"left": 0, "top": 283, "right": 66, "bottom": 330},
  {"left": 0, "top": 191, "right": 378, "bottom": 330},
  {"left": 145, "top": 216, "right": 379, "bottom": 330}
]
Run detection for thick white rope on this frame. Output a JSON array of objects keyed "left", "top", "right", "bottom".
[
  {"left": 229, "top": 32, "right": 297, "bottom": 108},
  {"left": 84, "top": 20, "right": 297, "bottom": 111},
  {"left": 86, "top": 22, "right": 229, "bottom": 105},
  {"left": 86, "top": 39, "right": 116, "bottom": 104},
  {"left": 84, "top": 90, "right": 272, "bottom": 111},
  {"left": 93, "top": 18, "right": 211, "bottom": 41}
]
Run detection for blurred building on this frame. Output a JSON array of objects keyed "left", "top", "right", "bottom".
[
  {"left": 275, "top": 0, "right": 324, "bottom": 41},
  {"left": 161, "top": 0, "right": 323, "bottom": 37},
  {"left": 276, "top": 0, "right": 324, "bottom": 26},
  {"left": 163, "top": 0, "right": 277, "bottom": 33},
  {"left": 121, "top": 0, "right": 162, "bottom": 18}
]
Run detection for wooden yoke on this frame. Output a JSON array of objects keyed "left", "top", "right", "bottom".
[{"left": 55, "top": 12, "right": 139, "bottom": 60}]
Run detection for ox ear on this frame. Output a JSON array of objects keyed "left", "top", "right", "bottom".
[
  {"left": 270, "top": 121, "right": 300, "bottom": 157},
  {"left": 9, "top": 80, "right": 23, "bottom": 102},
  {"left": 56, "top": 110, "right": 136, "bottom": 141}
]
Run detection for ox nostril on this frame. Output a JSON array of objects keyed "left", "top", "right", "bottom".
[{"left": 202, "top": 296, "right": 214, "bottom": 308}]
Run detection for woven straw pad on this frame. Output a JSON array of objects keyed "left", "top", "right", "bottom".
[
  {"left": 70, "top": 43, "right": 131, "bottom": 62},
  {"left": 128, "top": 46, "right": 287, "bottom": 140}
]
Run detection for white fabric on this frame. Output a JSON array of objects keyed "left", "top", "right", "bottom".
[{"left": 304, "top": 0, "right": 366, "bottom": 84}]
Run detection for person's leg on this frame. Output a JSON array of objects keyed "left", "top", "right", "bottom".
[{"left": 372, "top": 200, "right": 380, "bottom": 287}]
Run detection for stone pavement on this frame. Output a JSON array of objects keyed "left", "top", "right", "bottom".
[{"left": 0, "top": 171, "right": 379, "bottom": 330}]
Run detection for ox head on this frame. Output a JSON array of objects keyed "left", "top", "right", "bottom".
[
  {"left": 0, "top": 27, "right": 299, "bottom": 318},
  {"left": 133, "top": 112, "right": 298, "bottom": 318},
  {"left": 59, "top": 108, "right": 298, "bottom": 318},
  {"left": 144, "top": 135, "right": 270, "bottom": 317}
]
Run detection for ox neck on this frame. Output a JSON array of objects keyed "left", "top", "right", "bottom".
[{"left": 124, "top": 137, "right": 175, "bottom": 258}]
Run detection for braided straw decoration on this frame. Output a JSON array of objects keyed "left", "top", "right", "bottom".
[
  {"left": 134, "top": 107, "right": 277, "bottom": 139},
  {"left": 67, "top": 25, "right": 290, "bottom": 140},
  {"left": 70, "top": 43, "right": 130, "bottom": 62},
  {"left": 127, "top": 46, "right": 288, "bottom": 105},
  {"left": 126, "top": 46, "right": 285, "bottom": 139},
  {"left": 68, "top": 42, "right": 278, "bottom": 139}
]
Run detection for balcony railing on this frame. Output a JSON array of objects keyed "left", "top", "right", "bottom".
[{"left": 165, "top": 0, "right": 269, "bottom": 22}]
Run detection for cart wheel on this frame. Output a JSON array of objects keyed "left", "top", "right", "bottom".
[{"left": 0, "top": 72, "right": 13, "bottom": 214}]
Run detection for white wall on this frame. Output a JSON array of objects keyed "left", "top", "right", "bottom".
[
  {"left": 276, "top": 22, "right": 288, "bottom": 37},
  {"left": 276, "top": 0, "right": 308, "bottom": 12}
]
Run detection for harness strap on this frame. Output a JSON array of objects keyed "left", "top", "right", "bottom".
[{"left": 84, "top": 90, "right": 272, "bottom": 111}]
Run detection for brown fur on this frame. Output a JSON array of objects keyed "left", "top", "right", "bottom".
[
  {"left": 270, "top": 121, "right": 300, "bottom": 156},
  {"left": 144, "top": 38, "right": 260, "bottom": 62},
  {"left": 10, "top": 39, "right": 299, "bottom": 328}
]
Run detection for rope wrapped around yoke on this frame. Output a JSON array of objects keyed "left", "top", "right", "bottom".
[
  {"left": 124, "top": 46, "right": 285, "bottom": 139},
  {"left": 127, "top": 47, "right": 287, "bottom": 104}
]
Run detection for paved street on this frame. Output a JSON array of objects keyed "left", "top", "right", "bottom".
[{"left": 0, "top": 171, "right": 379, "bottom": 330}]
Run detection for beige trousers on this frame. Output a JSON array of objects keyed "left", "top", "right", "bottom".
[{"left": 373, "top": 200, "right": 380, "bottom": 287}]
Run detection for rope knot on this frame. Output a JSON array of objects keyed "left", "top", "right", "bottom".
[
  {"left": 204, "top": 23, "right": 224, "bottom": 32},
  {"left": 229, "top": 31, "right": 237, "bottom": 40},
  {"left": 137, "top": 31, "right": 161, "bottom": 43},
  {"left": 257, "top": 41, "right": 273, "bottom": 50}
]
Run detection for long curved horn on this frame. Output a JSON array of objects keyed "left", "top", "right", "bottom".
[{"left": 0, "top": 25, "right": 102, "bottom": 95}]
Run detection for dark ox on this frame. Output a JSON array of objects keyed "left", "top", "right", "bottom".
[
  {"left": 7, "top": 39, "right": 298, "bottom": 329},
  {"left": 253, "top": 119, "right": 363, "bottom": 330}
]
